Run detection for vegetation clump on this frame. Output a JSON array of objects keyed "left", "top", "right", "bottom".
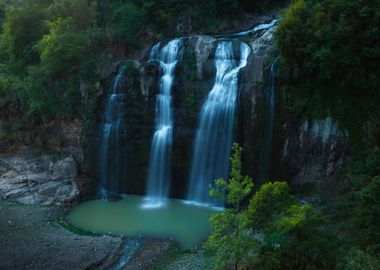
[
  {"left": 205, "top": 143, "right": 337, "bottom": 270},
  {"left": 276, "top": 0, "right": 380, "bottom": 145}
]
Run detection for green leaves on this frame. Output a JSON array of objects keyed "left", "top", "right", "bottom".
[
  {"left": 1, "top": 1, "right": 49, "bottom": 72},
  {"left": 205, "top": 143, "right": 255, "bottom": 270},
  {"left": 276, "top": 0, "right": 380, "bottom": 146},
  {"left": 0, "top": 0, "right": 103, "bottom": 140},
  {"left": 38, "top": 17, "right": 92, "bottom": 73},
  {"left": 48, "top": 0, "right": 97, "bottom": 29},
  {"left": 209, "top": 143, "right": 254, "bottom": 208},
  {"left": 339, "top": 149, "right": 380, "bottom": 253},
  {"left": 107, "top": 2, "right": 144, "bottom": 47},
  {"left": 206, "top": 144, "right": 337, "bottom": 270},
  {"left": 341, "top": 248, "right": 380, "bottom": 270},
  {"left": 247, "top": 182, "right": 295, "bottom": 229}
]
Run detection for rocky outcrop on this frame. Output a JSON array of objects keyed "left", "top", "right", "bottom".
[
  {"left": 0, "top": 147, "right": 80, "bottom": 205},
  {"left": 282, "top": 117, "right": 351, "bottom": 185}
]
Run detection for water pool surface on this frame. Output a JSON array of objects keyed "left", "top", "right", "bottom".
[{"left": 68, "top": 195, "right": 219, "bottom": 249}]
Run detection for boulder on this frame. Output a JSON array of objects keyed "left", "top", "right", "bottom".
[
  {"left": 50, "top": 157, "right": 78, "bottom": 181},
  {"left": 0, "top": 147, "right": 80, "bottom": 205}
]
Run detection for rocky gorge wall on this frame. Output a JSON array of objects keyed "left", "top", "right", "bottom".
[
  {"left": 86, "top": 19, "right": 351, "bottom": 197},
  {"left": 86, "top": 23, "right": 282, "bottom": 197},
  {"left": 0, "top": 18, "right": 352, "bottom": 205}
]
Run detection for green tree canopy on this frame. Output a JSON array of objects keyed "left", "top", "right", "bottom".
[{"left": 276, "top": 0, "right": 380, "bottom": 145}]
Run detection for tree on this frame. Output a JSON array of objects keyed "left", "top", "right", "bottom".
[
  {"left": 107, "top": 2, "right": 144, "bottom": 47},
  {"left": 37, "top": 17, "right": 92, "bottom": 74},
  {"left": 276, "top": 0, "right": 380, "bottom": 145},
  {"left": 204, "top": 143, "right": 254, "bottom": 270},
  {"left": 338, "top": 149, "right": 380, "bottom": 253},
  {"left": 1, "top": 0, "right": 50, "bottom": 73},
  {"left": 205, "top": 144, "right": 338, "bottom": 270},
  {"left": 246, "top": 182, "right": 339, "bottom": 270},
  {"left": 47, "top": 0, "right": 97, "bottom": 30},
  {"left": 341, "top": 248, "right": 380, "bottom": 270},
  {"left": 26, "top": 0, "right": 101, "bottom": 120}
]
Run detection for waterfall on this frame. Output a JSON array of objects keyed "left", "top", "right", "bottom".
[
  {"left": 187, "top": 41, "right": 251, "bottom": 204},
  {"left": 99, "top": 65, "right": 127, "bottom": 194},
  {"left": 260, "top": 62, "right": 277, "bottom": 178},
  {"left": 143, "top": 39, "right": 183, "bottom": 208},
  {"left": 235, "top": 19, "right": 278, "bottom": 36}
]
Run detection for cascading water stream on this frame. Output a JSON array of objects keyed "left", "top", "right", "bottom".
[
  {"left": 187, "top": 20, "right": 278, "bottom": 205},
  {"left": 187, "top": 41, "right": 251, "bottom": 205},
  {"left": 143, "top": 39, "right": 183, "bottom": 208},
  {"left": 235, "top": 19, "right": 278, "bottom": 36},
  {"left": 260, "top": 62, "right": 277, "bottom": 178},
  {"left": 98, "top": 65, "right": 127, "bottom": 194}
]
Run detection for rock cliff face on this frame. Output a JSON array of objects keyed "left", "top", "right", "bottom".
[
  {"left": 0, "top": 19, "right": 353, "bottom": 204},
  {"left": 282, "top": 117, "right": 351, "bottom": 185},
  {"left": 85, "top": 19, "right": 352, "bottom": 197},
  {"left": 0, "top": 147, "right": 80, "bottom": 205},
  {"left": 87, "top": 23, "right": 282, "bottom": 196}
]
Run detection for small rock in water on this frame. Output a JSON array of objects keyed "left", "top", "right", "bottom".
[{"left": 107, "top": 194, "right": 122, "bottom": 202}]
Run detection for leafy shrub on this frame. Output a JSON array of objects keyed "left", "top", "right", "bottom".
[{"left": 206, "top": 144, "right": 338, "bottom": 270}]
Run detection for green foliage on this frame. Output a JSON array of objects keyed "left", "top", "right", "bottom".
[
  {"left": 25, "top": 65, "right": 55, "bottom": 119},
  {"left": 48, "top": 0, "right": 97, "bottom": 29},
  {"left": 26, "top": 0, "right": 100, "bottom": 121},
  {"left": 276, "top": 0, "right": 380, "bottom": 145},
  {"left": 106, "top": 2, "right": 144, "bottom": 46},
  {"left": 0, "top": 0, "right": 102, "bottom": 142},
  {"left": 247, "top": 182, "right": 338, "bottom": 270},
  {"left": 247, "top": 182, "right": 295, "bottom": 228},
  {"left": 1, "top": 0, "right": 49, "bottom": 72},
  {"left": 0, "top": 0, "right": 285, "bottom": 144},
  {"left": 341, "top": 248, "right": 380, "bottom": 270},
  {"left": 0, "top": 0, "right": 23, "bottom": 29},
  {"left": 209, "top": 143, "right": 254, "bottom": 208},
  {"left": 38, "top": 17, "right": 92, "bottom": 73},
  {"left": 277, "top": 2, "right": 380, "bottom": 265},
  {"left": 98, "top": 0, "right": 284, "bottom": 41},
  {"left": 338, "top": 149, "right": 380, "bottom": 253},
  {"left": 206, "top": 145, "right": 337, "bottom": 270},
  {"left": 205, "top": 143, "right": 254, "bottom": 270}
]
